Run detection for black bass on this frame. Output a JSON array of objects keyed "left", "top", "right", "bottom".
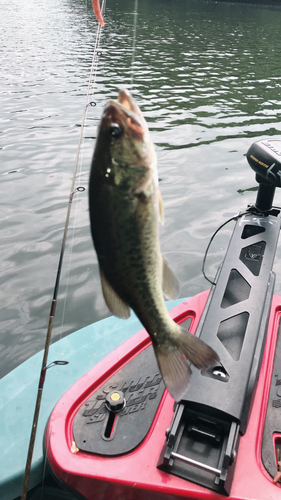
[{"left": 89, "top": 89, "right": 219, "bottom": 401}]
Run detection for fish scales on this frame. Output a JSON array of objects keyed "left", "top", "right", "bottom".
[
  {"left": 89, "top": 89, "right": 219, "bottom": 401},
  {"left": 90, "top": 176, "right": 163, "bottom": 329}
]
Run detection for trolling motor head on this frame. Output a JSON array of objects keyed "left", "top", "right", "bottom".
[{"left": 247, "top": 139, "right": 281, "bottom": 212}]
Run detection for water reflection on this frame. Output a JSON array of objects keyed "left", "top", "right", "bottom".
[{"left": 1, "top": 0, "right": 281, "bottom": 377}]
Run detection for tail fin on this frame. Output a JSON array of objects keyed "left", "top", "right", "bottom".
[{"left": 154, "top": 327, "right": 219, "bottom": 402}]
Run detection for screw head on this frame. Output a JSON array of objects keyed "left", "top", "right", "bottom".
[{"left": 105, "top": 390, "right": 125, "bottom": 412}]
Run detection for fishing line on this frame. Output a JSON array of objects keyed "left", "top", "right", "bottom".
[
  {"left": 202, "top": 211, "right": 249, "bottom": 285},
  {"left": 130, "top": 0, "right": 138, "bottom": 90},
  {"left": 58, "top": 9, "right": 105, "bottom": 339},
  {"left": 20, "top": 3, "right": 105, "bottom": 498}
]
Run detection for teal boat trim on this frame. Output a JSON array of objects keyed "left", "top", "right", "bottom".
[{"left": 0, "top": 298, "right": 186, "bottom": 500}]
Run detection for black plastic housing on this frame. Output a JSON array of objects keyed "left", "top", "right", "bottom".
[
  {"left": 247, "top": 139, "right": 281, "bottom": 187},
  {"left": 159, "top": 207, "right": 281, "bottom": 494},
  {"left": 184, "top": 211, "right": 280, "bottom": 432}
]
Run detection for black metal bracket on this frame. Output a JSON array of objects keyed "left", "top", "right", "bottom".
[
  {"left": 158, "top": 403, "right": 240, "bottom": 495},
  {"left": 158, "top": 168, "right": 281, "bottom": 494},
  {"left": 73, "top": 345, "right": 165, "bottom": 456}
]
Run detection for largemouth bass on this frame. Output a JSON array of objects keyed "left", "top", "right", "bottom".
[{"left": 89, "top": 89, "right": 219, "bottom": 401}]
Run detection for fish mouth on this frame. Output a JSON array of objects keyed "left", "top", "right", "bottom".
[
  {"left": 118, "top": 89, "right": 140, "bottom": 114},
  {"left": 106, "top": 90, "right": 145, "bottom": 137}
]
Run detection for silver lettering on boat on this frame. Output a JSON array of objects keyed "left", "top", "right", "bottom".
[
  {"left": 262, "top": 141, "right": 281, "bottom": 157},
  {"left": 82, "top": 372, "right": 162, "bottom": 423}
]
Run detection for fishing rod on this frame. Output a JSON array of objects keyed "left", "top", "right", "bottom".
[{"left": 20, "top": 3, "right": 105, "bottom": 499}]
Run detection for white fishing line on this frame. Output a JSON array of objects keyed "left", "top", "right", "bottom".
[
  {"left": 58, "top": 1, "right": 106, "bottom": 341},
  {"left": 61, "top": 0, "right": 138, "bottom": 339},
  {"left": 20, "top": 4, "right": 106, "bottom": 499},
  {"left": 130, "top": 0, "right": 139, "bottom": 90}
]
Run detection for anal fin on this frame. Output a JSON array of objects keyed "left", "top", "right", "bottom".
[
  {"left": 153, "top": 326, "right": 219, "bottom": 401},
  {"left": 155, "top": 346, "right": 192, "bottom": 402},
  {"left": 162, "top": 258, "right": 180, "bottom": 300}
]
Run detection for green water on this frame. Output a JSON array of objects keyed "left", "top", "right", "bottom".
[{"left": 1, "top": 0, "right": 281, "bottom": 377}]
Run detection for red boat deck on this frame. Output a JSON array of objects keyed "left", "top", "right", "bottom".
[{"left": 46, "top": 291, "right": 281, "bottom": 500}]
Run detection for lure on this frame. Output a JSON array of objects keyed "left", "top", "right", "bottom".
[{"left": 92, "top": 0, "right": 105, "bottom": 26}]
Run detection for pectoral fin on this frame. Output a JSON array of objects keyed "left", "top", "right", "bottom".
[
  {"left": 158, "top": 191, "right": 164, "bottom": 223},
  {"left": 162, "top": 258, "right": 180, "bottom": 300},
  {"left": 100, "top": 268, "right": 131, "bottom": 319}
]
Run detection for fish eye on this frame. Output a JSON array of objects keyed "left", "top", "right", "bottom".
[{"left": 109, "top": 123, "right": 123, "bottom": 138}]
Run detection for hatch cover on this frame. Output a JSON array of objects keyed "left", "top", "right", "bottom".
[{"left": 73, "top": 345, "right": 165, "bottom": 456}]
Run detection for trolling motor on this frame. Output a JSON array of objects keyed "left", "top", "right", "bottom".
[
  {"left": 247, "top": 138, "right": 281, "bottom": 211},
  {"left": 158, "top": 139, "right": 281, "bottom": 494}
]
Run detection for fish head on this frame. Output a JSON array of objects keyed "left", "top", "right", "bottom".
[{"left": 93, "top": 90, "right": 157, "bottom": 193}]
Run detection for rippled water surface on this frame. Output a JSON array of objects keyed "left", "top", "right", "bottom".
[{"left": 2, "top": 0, "right": 281, "bottom": 378}]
